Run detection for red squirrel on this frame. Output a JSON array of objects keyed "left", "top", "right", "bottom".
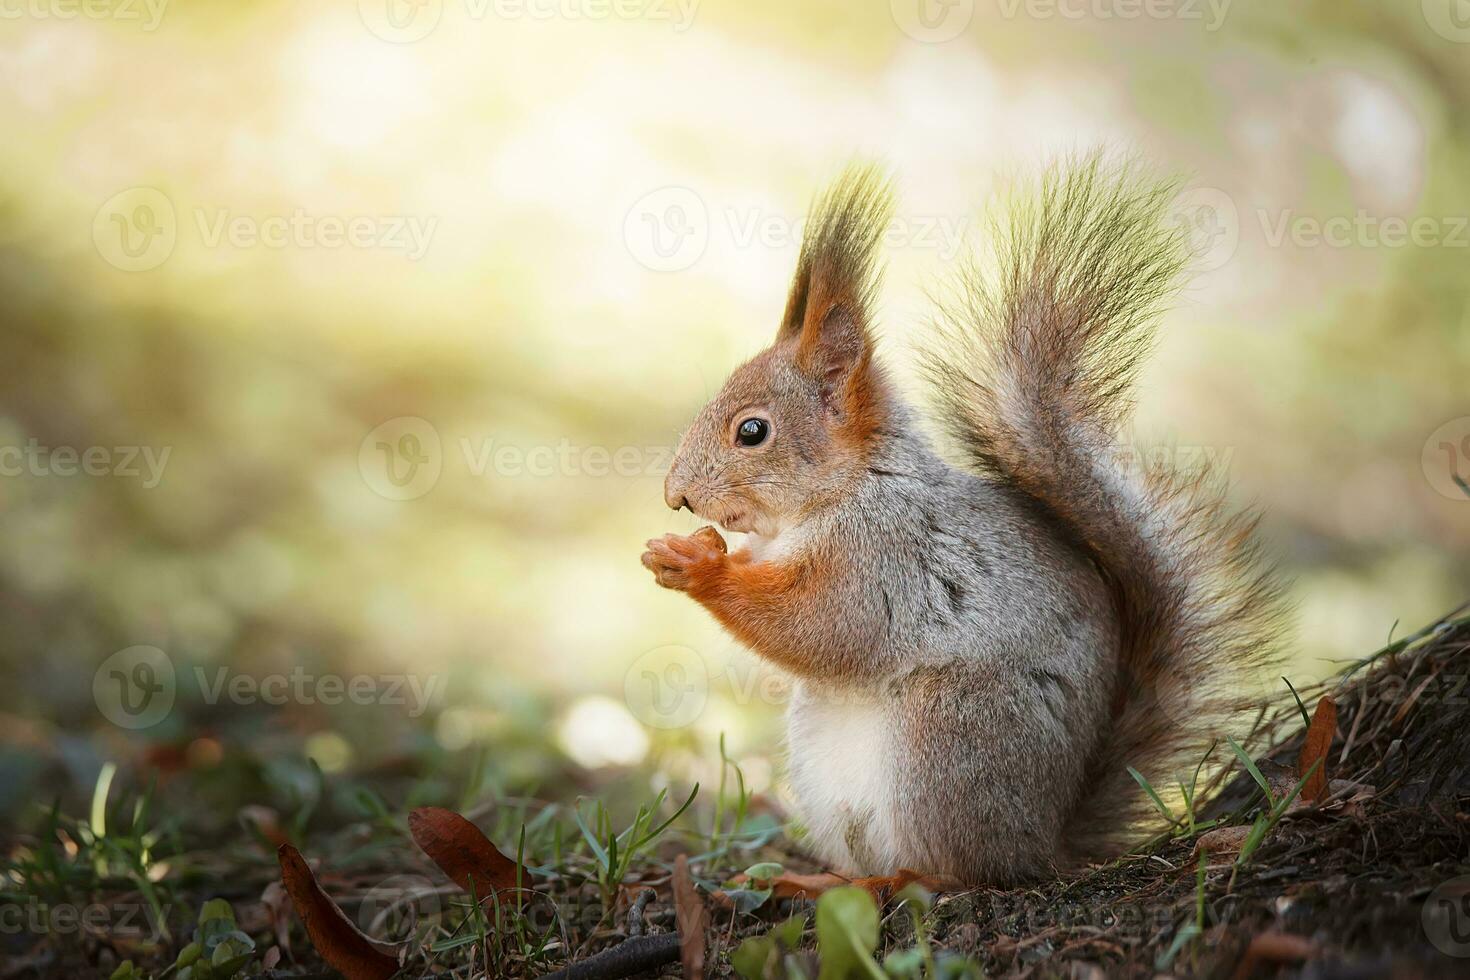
[{"left": 641, "top": 156, "right": 1285, "bottom": 884}]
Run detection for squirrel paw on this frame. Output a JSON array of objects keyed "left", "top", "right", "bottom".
[{"left": 641, "top": 526, "right": 727, "bottom": 591}]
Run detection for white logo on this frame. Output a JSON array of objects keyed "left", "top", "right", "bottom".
[
  {"left": 359, "top": 0, "right": 444, "bottom": 42},
  {"left": 94, "top": 646, "right": 176, "bottom": 730},
  {"left": 1423, "top": 876, "right": 1470, "bottom": 956},
  {"left": 93, "top": 188, "right": 177, "bottom": 272},
  {"left": 358, "top": 874, "right": 442, "bottom": 939},
  {"left": 1423, "top": 0, "right": 1470, "bottom": 43},
  {"left": 623, "top": 187, "right": 709, "bottom": 272},
  {"left": 359, "top": 417, "right": 443, "bottom": 501},
  {"left": 1168, "top": 187, "right": 1239, "bottom": 273},
  {"left": 624, "top": 645, "right": 708, "bottom": 729},
  {"left": 890, "top": 0, "right": 975, "bottom": 43},
  {"left": 1423, "top": 417, "right": 1470, "bottom": 501}
]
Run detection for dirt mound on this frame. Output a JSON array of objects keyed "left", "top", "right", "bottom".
[{"left": 915, "top": 605, "right": 1470, "bottom": 978}]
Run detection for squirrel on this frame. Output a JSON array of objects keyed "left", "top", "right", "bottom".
[{"left": 640, "top": 155, "right": 1285, "bottom": 884}]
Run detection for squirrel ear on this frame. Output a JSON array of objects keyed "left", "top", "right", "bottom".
[
  {"left": 774, "top": 165, "right": 893, "bottom": 408},
  {"left": 794, "top": 303, "right": 869, "bottom": 405}
]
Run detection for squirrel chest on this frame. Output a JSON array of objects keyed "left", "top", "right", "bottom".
[{"left": 784, "top": 682, "right": 901, "bottom": 873}]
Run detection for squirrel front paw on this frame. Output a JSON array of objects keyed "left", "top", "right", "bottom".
[{"left": 641, "top": 526, "right": 728, "bottom": 591}]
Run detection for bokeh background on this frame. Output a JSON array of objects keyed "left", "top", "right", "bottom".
[{"left": 0, "top": 0, "right": 1466, "bottom": 830}]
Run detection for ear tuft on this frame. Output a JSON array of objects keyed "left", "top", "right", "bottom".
[{"left": 778, "top": 164, "right": 894, "bottom": 362}]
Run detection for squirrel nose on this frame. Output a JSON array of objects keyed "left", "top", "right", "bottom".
[{"left": 663, "top": 472, "right": 691, "bottom": 512}]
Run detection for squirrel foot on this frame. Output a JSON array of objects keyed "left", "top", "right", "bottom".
[{"left": 641, "top": 526, "right": 727, "bottom": 592}]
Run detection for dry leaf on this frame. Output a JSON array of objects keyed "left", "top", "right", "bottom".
[
  {"left": 725, "top": 867, "right": 955, "bottom": 904},
  {"left": 854, "top": 868, "right": 957, "bottom": 902},
  {"left": 1297, "top": 695, "right": 1338, "bottom": 803},
  {"left": 723, "top": 870, "right": 851, "bottom": 900},
  {"left": 1230, "top": 931, "right": 1316, "bottom": 980},
  {"left": 1193, "top": 825, "right": 1253, "bottom": 856},
  {"left": 408, "top": 806, "right": 520, "bottom": 899},
  {"left": 276, "top": 844, "right": 400, "bottom": 980},
  {"left": 260, "top": 879, "right": 293, "bottom": 960},
  {"left": 673, "top": 855, "right": 707, "bottom": 979}
]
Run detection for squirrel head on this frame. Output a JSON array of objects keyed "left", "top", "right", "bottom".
[{"left": 664, "top": 167, "right": 895, "bottom": 537}]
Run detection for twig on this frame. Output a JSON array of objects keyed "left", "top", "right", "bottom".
[
  {"left": 535, "top": 933, "right": 680, "bottom": 980},
  {"left": 625, "top": 887, "right": 656, "bottom": 938}
]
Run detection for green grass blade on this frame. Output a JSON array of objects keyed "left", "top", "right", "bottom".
[
  {"left": 1281, "top": 677, "right": 1311, "bottom": 731},
  {"left": 90, "top": 762, "right": 117, "bottom": 840},
  {"left": 1225, "top": 737, "right": 1273, "bottom": 806},
  {"left": 635, "top": 783, "right": 699, "bottom": 850},
  {"left": 572, "top": 803, "right": 609, "bottom": 870},
  {"left": 1127, "top": 767, "right": 1177, "bottom": 826}
]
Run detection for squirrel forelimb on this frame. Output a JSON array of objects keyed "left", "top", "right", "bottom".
[{"left": 642, "top": 527, "right": 883, "bottom": 681}]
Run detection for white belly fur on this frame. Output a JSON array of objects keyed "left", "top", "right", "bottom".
[{"left": 785, "top": 684, "right": 900, "bottom": 874}]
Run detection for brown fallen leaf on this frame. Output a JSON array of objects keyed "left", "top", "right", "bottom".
[
  {"left": 853, "top": 868, "right": 957, "bottom": 902},
  {"left": 276, "top": 844, "right": 400, "bottom": 980},
  {"left": 1193, "top": 825, "right": 1252, "bottom": 857},
  {"left": 713, "top": 870, "right": 853, "bottom": 904},
  {"left": 408, "top": 806, "right": 521, "bottom": 900},
  {"left": 1230, "top": 931, "right": 1317, "bottom": 980},
  {"left": 1297, "top": 695, "right": 1338, "bottom": 803},
  {"left": 673, "top": 855, "right": 707, "bottom": 979},
  {"left": 725, "top": 867, "right": 956, "bottom": 904},
  {"left": 766, "top": 871, "right": 852, "bottom": 898}
]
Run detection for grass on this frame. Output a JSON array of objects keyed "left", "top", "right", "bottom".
[
  {"left": 572, "top": 782, "right": 699, "bottom": 915},
  {"left": 5, "top": 606, "right": 1468, "bottom": 978}
]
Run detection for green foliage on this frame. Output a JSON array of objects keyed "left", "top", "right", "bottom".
[
  {"left": 112, "top": 899, "right": 256, "bottom": 980},
  {"left": 1128, "top": 741, "right": 1221, "bottom": 841},
  {"left": 815, "top": 887, "right": 883, "bottom": 980},
  {"left": 6, "top": 776, "right": 176, "bottom": 950},
  {"left": 719, "top": 861, "right": 784, "bottom": 915},
  {"left": 732, "top": 912, "right": 808, "bottom": 979},
  {"left": 177, "top": 899, "right": 256, "bottom": 980},
  {"left": 1235, "top": 759, "right": 1320, "bottom": 867},
  {"left": 1226, "top": 737, "right": 1275, "bottom": 807},
  {"left": 884, "top": 886, "right": 982, "bottom": 980},
  {"left": 709, "top": 732, "right": 752, "bottom": 866},
  {"left": 573, "top": 783, "right": 698, "bottom": 913},
  {"left": 1154, "top": 852, "right": 1207, "bottom": 972},
  {"left": 734, "top": 883, "right": 982, "bottom": 979}
]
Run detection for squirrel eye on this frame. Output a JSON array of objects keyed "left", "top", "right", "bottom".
[{"left": 735, "top": 418, "right": 770, "bottom": 447}]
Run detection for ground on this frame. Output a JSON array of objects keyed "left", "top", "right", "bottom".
[{"left": 3, "top": 607, "right": 1467, "bottom": 979}]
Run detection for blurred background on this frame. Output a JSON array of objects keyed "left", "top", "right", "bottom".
[{"left": 0, "top": 0, "right": 1466, "bottom": 831}]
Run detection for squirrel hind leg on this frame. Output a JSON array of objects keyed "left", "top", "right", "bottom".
[{"left": 889, "top": 658, "right": 1105, "bottom": 884}]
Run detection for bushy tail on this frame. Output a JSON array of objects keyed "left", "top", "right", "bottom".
[{"left": 922, "top": 154, "right": 1287, "bottom": 862}]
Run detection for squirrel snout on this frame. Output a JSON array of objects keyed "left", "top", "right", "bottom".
[{"left": 663, "top": 478, "right": 691, "bottom": 513}]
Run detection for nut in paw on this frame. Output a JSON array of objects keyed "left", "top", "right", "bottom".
[{"left": 641, "top": 526, "right": 727, "bottom": 591}]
